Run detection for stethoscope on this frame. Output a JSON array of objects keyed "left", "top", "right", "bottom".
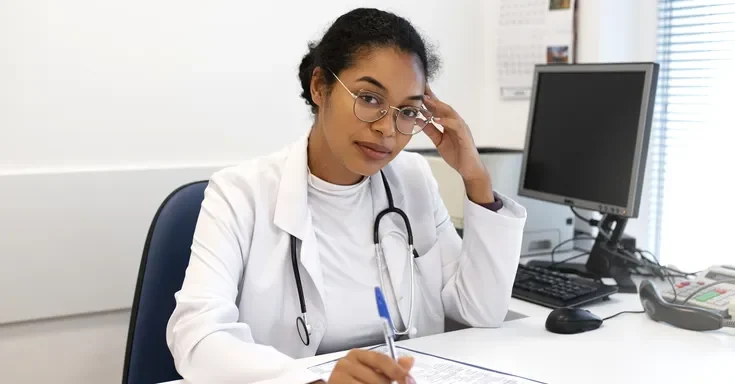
[{"left": 290, "top": 170, "right": 419, "bottom": 346}]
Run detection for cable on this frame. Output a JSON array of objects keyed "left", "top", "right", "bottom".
[
  {"left": 681, "top": 278, "right": 735, "bottom": 305},
  {"left": 637, "top": 249, "right": 697, "bottom": 277},
  {"left": 569, "top": 207, "right": 615, "bottom": 241},
  {"left": 570, "top": 207, "right": 599, "bottom": 227},
  {"left": 602, "top": 310, "right": 645, "bottom": 321},
  {"left": 549, "top": 235, "right": 595, "bottom": 264},
  {"left": 520, "top": 246, "right": 591, "bottom": 259},
  {"left": 626, "top": 248, "right": 679, "bottom": 302},
  {"left": 547, "top": 252, "right": 590, "bottom": 269}
]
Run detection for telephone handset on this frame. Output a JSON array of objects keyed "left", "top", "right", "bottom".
[{"left": 639, "top": 265, "right": 735, "bottom": 331}]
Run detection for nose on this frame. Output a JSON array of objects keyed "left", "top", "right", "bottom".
[{"left": 370, "top": 109, "right": 396, "bottom": 137}]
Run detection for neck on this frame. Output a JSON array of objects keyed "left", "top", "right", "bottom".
[{"left": 307, "top": 126, "right": 363, "bottom": 185}]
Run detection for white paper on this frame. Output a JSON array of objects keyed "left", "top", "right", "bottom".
[
  {"left": 309, "top": 346, "right": 543, "bottom": 384},
  {"left": 497, "top": 0, "right": 576, "bottom": 99}
]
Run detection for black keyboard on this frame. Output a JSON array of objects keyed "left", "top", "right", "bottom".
[{"left": 512, "top": 264, "right": 619, "bottom": 308}]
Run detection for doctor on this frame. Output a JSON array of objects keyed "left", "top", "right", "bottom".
[{"left": 167, "top": 7, "right": 526, "bottom": 384}]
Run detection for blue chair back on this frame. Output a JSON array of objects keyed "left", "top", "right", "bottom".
[{"left": 123, "top": 181, "right": 208, "bottom": 384}]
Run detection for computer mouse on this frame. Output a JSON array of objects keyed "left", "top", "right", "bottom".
[{"left": 545, "top": 307, "right": 603, "bottom": 334}]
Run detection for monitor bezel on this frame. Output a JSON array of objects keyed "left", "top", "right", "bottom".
[{"left": 517, "top": 62, "right": 659, "bottom": 218}]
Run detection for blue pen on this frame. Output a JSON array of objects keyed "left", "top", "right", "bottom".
[{"left": 374, "top": 286, "right": 398, "bottom": 361}]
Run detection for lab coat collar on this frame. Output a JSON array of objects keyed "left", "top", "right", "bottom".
[
  {"left": 273, "top": 132, "right": 407, "bottom": 239},
  {"left": 274, "top": 133, "right": 311, "bottom": 241}
]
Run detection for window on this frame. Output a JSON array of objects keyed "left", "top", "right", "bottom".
[{"left": 651, "top": 1, "right": 735, "bottom": 272}]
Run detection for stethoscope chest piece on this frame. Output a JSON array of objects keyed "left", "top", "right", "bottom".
[{"left": 296, "top": 313, "right": 312, "bottom": 346}]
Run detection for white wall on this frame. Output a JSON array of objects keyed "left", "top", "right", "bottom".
[
  {"left": 0, "top": 310, "right": 130, "bottom": 384},
  {"left": 0, "top": 1, "right": 659, "bottom": 383}
]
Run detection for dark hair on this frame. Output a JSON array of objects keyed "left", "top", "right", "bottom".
[{"left": 298, "top": 8, "right": 441, "bottom": 114}]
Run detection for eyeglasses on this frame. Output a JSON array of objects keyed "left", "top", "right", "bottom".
[{"left": 329, "top": 70, "right": 434, "bottom": 135}]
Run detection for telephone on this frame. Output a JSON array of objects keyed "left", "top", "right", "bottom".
[{"left": 659, "top": 265, "right": 735, "bottom": 318}]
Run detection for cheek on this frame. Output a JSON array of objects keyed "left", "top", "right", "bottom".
[
  {"left": 395, "top": 135, "right": 413, "bottom": 151},
  {"left": 329, "top": 109, "right": 365, "bottom": 139}
]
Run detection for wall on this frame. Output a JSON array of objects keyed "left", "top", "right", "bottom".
[{"left": 0, "top": 1, "right": 659, "bottom": 383}]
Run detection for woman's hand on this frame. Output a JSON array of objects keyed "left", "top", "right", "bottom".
[
  {"left": 326, "top": 349, "right": 415, "bottom": 384},
  {"left": 422, "top": 85, "right": 494, "bottom": 204}
]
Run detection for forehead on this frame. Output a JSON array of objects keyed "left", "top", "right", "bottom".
[{"left": 344, "top": 47, "right": 426, "bottom": 97}]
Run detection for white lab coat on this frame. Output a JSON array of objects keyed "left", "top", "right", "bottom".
[{"left": 166, "top": 133, "right": 527, "bottom": 384}]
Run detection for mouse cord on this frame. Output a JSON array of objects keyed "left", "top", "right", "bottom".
[{"left": 602, "top": 310, "right": 646, "bottom": 321}]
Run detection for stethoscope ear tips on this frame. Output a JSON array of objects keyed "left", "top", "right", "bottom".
[{"left": 408, "top": 327, "right": 418, "bottom": 337}]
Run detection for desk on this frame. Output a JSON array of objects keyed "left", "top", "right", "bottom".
[{"left": 161, "top": 288, "right": 735, "bottom": 384}]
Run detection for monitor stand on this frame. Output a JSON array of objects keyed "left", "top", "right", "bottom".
[{"left": 527, "top": 214, "right": 639, "bottom": 294}]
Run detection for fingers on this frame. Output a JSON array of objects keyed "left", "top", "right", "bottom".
[
  {"left": 432, "top": 117, "right": 462, "bottom": 132},
  {"left": 397, "top": 356, "right": 415, "bottom": 371},
  {"left": 425, "top": 83, "right": 438, "bottom": 101},
  {"left": 397, "top": 357, "right": 416, "bottom": 384},
  {"left": 423, "top": 85, "right": 455, "bottom": 118},
  {"left": 333, "top": 358, "right": 390, "bottom": 384},
  {"left": 347, "top": 349, "right": 410, "bottom": 382},
  {"left": 421, "top": 119, "right": 443, "bottom": 146}
]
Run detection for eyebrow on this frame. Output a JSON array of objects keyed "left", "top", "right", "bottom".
[{"left": 356, "top": 76, "right": 425, "bottom": 102}]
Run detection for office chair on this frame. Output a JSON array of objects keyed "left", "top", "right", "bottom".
[{"left": 122, "top": 180, "right": 208, "bottom": 384}]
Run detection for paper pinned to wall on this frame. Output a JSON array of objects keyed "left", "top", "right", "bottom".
[{"left": 497, "top": 0, "right": 576, "bottom": 99}]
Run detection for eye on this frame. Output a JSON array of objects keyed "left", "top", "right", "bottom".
[
  {"left": 359, "top": 94, "right": 380, "bottom": 105},
  {"left": 400, "top": 108, "right": 419, "bottom": 119}
]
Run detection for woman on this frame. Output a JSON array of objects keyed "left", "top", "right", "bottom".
[{"left": 167, "top": 8, "right": 527, "bottom": 384}]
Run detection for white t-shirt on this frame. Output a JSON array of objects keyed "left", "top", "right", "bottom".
[{"left": 307, "top": 172, "right": 404, "bottom": 355}]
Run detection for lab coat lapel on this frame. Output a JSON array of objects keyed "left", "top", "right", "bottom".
[
  {"left": 369, "top": 167, "right": 410, "bottom": 324},
  {"left": 273, "top": 134, "right": 326, "bottom": 312}
]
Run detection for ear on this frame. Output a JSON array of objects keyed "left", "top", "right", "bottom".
[{"left": 310, "top": 67, "right": 327, "bottom": 108}]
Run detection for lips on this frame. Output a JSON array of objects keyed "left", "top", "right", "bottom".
[
  {"left": 355, "top": 141, "right": 391, "bottom": 153},
  {"left": 355, "top": 141, "right": 392, "bottom": 161}
]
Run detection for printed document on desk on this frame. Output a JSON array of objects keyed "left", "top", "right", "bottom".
[{"left": 309, "top": 346, "right": 546, "bottom": 384}]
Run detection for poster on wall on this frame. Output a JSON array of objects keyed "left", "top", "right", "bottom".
[{"left": 497, "top": 0, "right": 576, "bottom": 99}]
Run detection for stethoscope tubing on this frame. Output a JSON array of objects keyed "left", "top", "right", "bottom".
[{"left": 291, "top": 170, "right": 417, "bottom": 346}]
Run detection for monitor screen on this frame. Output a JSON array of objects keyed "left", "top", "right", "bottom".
[{"left": 521, "top": 68, "right": 650, "bottom": 211}]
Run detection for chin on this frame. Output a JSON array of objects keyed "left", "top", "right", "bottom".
[
  {"left": 346, "top": 161, "right": 384, "bottom": 177},
  {"left": 346, "top": 143, "right": 394, "bottom": 176}
]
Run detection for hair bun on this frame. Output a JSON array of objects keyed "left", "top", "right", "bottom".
[{"left": 298, "top": 43, "right": 319, "bottom": 111}]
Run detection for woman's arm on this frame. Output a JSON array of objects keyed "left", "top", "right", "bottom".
[
  {"left": 419, "top": 85, "right": 527, "bottom": 327},
  {"left": 166, "top": 171, "right": 320, "bottom": 384},
  {"left": 435, "top": 187, "right": 526, "bottom": 327}
]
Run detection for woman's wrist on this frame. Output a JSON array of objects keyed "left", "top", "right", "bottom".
[{"left": 462, "top": 171, "right": 494, "bottom": 205}]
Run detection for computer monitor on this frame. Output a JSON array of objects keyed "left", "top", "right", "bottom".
[
  {"left": 518, "top": 62, "right": 658, "bottom": 217},
  {"left": 519, "top": 62, "right": 659, "bottom": 293}
]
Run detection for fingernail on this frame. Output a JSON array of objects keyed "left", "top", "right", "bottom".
[
  {"left": 434, "top": 117, "right": 441, "bottom": 121},
  {"left": 407, "top": 375, "right": 417, "bottom": 384},
  {"left": 425, "top": 94, "right": 431, "bottom": 99}
]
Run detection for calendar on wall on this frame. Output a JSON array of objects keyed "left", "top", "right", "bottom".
[{"left": 497, "top": 0, "right": 576, "bottom": 99}]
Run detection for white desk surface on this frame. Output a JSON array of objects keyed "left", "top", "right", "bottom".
[{"left": 161, "top": 284, "right": 735, "bottom": 384}]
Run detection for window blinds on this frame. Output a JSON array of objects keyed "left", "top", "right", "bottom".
[{"left": 651, "top": 0, "right": 735, "bottom": 271}]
